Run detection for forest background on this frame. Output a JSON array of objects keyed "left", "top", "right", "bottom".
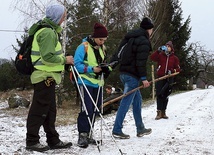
[{"left": 0, "top": 0, "right": 213, "bottom": 104}]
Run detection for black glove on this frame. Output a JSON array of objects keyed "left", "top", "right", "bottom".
[
  {"left": 104, "top": 71, "right": 110, "bottom": 78},
  {"left": 94, "top": 63, "right": 109, "bottom": 79},
  {"left": 99, "top": 63, "right": 111, "bottom": 79},
  {"left": 100, "top": 64, "right": 109, "bottom": 73}
]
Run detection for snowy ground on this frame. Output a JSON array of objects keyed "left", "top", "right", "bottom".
[{"left": 0, "top": 87, "right": 214, "bottom": 155}]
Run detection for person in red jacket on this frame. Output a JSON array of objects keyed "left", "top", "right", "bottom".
[{"left": 150, "top": 41, "right": 180, "bottom": 120}]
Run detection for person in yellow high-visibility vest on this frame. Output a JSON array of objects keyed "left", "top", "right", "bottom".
[
  {"left": 74, "top": 23, "right": 111, "bottom": 148},
  {"left": 26, "top": 4, "right": 73, "bottom": 152}
]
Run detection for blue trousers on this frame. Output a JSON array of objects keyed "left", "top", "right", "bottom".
[{"left": 113, "top": 74, "right": 145, "bottom": 134}]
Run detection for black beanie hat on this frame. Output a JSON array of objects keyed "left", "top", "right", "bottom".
[
  {"left": 140, "top": 17, "right": 154, "bottom": 30},
  {"left": 92, "top": 23, "right": 108, "bottom": 38}
]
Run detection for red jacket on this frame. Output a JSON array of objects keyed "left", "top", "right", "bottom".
[{"left": 150, "top": 51, "right": 180, "bottom": 77}]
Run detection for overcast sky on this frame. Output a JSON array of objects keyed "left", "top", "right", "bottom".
[{"left": 0, "top": 0, "right": 213, "bottom": 59}]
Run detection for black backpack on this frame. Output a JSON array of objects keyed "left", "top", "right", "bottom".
[
  {"left": 117, "top": 38, "right": 135, "bottom": 65},
  {"left": 15, "top": 22, "right": 51, "bottom": 75}
]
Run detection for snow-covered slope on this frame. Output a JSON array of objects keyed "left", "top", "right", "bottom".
[{"left": 0, "top": 88, "right": 214, "bottom": 155}]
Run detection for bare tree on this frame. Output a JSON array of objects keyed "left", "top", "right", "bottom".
[
  {"left": 11, "top": 0, "right": 75, "bottom": 106},
  {"left": 95, "top": 0, "right": 140, "bottom": 30},
  {"left": 191, "top": 42, "right": 214, "bottom": 87},
  {"left": 11, "top": 0, "right": 75, "bottom": 27}
]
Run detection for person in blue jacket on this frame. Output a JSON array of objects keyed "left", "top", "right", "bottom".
[{"left": 74, "top": 23, "right": 111, "bottom": 148}]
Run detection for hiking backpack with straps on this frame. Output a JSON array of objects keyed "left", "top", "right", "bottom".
[
  {"left": 15, "top": 22, "right": 51, "bottom": 75},
  {"left": 116, "top": 38, "right": 135, "bottom": 65}
]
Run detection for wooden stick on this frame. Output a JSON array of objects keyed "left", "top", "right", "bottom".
[
  {"left": 102, "top": 72, "right": 179, "bottom": 108},
  {"left": 151, "top": 65, "right": 155, "bottom": 100}
]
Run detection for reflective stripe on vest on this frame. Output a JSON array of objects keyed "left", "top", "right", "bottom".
[
  {"left": 80, "top": 42, "right": 105, "bottom": 85},
  {"left": 31, "top": 28, "right": 64, "bottom": 72}
]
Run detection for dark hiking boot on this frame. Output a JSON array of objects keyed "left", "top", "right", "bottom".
[
  {"left": 155, "top": 110, "right": 162, "bottom": 120},
  {"left": 87, "top": 136, "right": 100, "bottom": 145},
  {"left": 49, "top": 141, "right": 72, "bottom": 149},
  {"left": 87, "top": 133, "right": 100, "bottom": 145},
  {"left": 112, "top": 132, "right": 130, "bottom": 139},
  {"left": 161, "top": 110, "right": 169, "bottom": 119},
  {"left": 26, "top": 143, "right": 50, "bottom": 152},
  {"left": 77, "top": 133, "right": 88, "bottom": 148},
  {"left": 137, "top": 128, "right": 152, "bottom": 137}
]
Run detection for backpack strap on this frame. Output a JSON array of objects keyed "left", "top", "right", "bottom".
[
  {"left": 82, "top": 42, "right": 88, "bottom": 53},
  {"left": 82, "top": 41, "right": 107, "bottom": 63},
  {"left": 82, "top": 42, "right": 89, "bottom": 60},
  {"left": 82, "top": 41, "right": 106, "bottom": 55}
]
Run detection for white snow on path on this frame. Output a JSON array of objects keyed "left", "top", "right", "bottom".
[{"left": 0, "top": 88, "right": 214, "bottom": 155}]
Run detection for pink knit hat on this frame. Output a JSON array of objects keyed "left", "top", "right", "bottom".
[{"left": 166, "top": 41, "right": 174, "bottom": 52}]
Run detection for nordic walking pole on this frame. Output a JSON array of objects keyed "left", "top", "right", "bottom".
[
  {"left": 102, "top": 72, "right": 180, "bottom": 108},
  {"left": 89, "top": 73, "right": 104, "bottom": 145},
  {"left": 89, "top": 76, "right": 102, "bottom": 143},
  {"left": 70, "top": 66, "right": 101, "bottom": 152},
  {"left": 72, "top": 66, "right": 125, "bottom": 155},
  {"left": 90, "top": 74, "right": 104, "bottom": 145},
  {"left": 100, "top": 73, "right": 104, "bottom": 145}
]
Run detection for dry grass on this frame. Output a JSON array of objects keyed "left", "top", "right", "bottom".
[
  {"left": 55, "top": 100, "right": 79, "bottom": 126},
  {"left": 0, "top": 89, "right": 33, "bottom": 101},
  {"left": 0, "top": 89, "right": 156, "bottom": 127},
  {"left": 0, "top": 89, "right": 80, "bottom": 126}
]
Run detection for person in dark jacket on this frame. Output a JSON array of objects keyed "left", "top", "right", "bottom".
[
  {"left": 111, "top": 17, "right": 153, "bottom": 139},
  {"left": 150, "top": 41, "right": 180, "bottom": 120}
]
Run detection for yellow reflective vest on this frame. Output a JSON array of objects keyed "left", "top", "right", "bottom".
[
  {"left": 80, "top": 42, "right": 105, "bottom": 86},
  {"left": 31, "top": 28, "right": 64, "bottom": 72}
]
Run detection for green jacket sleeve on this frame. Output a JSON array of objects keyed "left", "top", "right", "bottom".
[{"left": 37, "top": 28, "right": 66, "bottom": 66}]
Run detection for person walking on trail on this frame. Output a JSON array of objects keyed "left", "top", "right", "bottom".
[
  {"left": 74, "top": 23, "right": 111, "bottom": 148},
  {"left": 26, "top": 4, "right": 73, "bottom": 152},
  {"left": 111, "top": 17, "right": 154, "bottom": 139},
  {"left": 150, "top": 41, "right": 180, "bottom": 120}
]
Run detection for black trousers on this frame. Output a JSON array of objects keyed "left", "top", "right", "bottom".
[
  {"left": 156, "top": 78, "right": 173, "bottom": 110},
  {"left": 26, "top": 80, "right": 60, "bottom": 146}
]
